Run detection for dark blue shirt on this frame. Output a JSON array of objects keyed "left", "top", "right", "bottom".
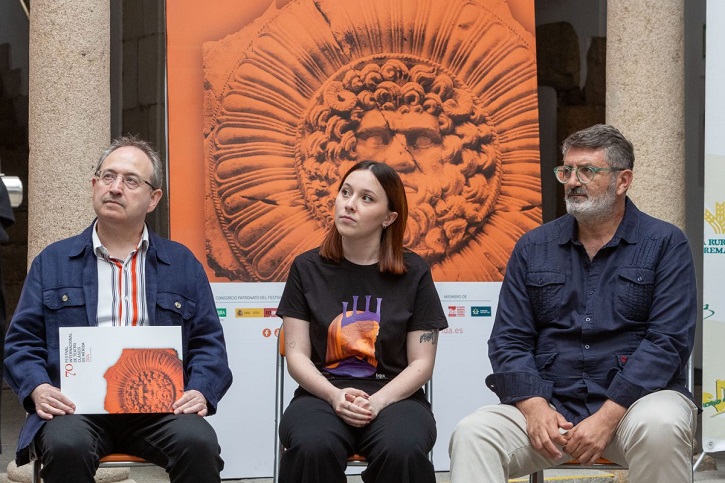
[{"left": 486, "top": 198, "right": 696, "bottom": 425}]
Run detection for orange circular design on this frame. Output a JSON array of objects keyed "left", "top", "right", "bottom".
[
  {"left": 103, "top": 349, "right": 183, "bottom": 414},
  {"left": 203, "top": 0, "right": 542, "bottom": 282}
]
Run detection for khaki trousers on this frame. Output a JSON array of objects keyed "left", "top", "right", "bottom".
[{"left": 448, "top": 390, "right": 697, "bottom": 483}]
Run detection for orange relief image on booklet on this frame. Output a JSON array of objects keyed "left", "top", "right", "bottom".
[
  {"left": 103, "top": 348, "right": 183, "bottom": 413},
  {"left": 59, "top": 326, "right": 183, "bottom": 414}
]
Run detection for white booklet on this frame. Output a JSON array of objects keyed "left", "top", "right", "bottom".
[{"left": 59, "top": 326, "right": 183, "bottom": 414}]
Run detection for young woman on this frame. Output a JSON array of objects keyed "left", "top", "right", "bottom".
[{"left": 276, "top": 161, "right": 448, "bottom": 483}]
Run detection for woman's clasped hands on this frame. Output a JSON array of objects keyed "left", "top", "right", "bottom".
[{"left": 332, "top": 388, "right": 375, "bottom": 427}]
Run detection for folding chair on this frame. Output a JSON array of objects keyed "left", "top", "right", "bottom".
[
  {"left": 273, "top": 326, "right": 432, "bottom": 483},
  {"left": 528, "top": 458, "right": 624, "bottom": 482},
  {"left": 32, "top": 452, "right": 155, "bottom": 482}
]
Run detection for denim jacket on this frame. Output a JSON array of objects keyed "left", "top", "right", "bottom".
[
  {"left": 4, "top": 223, "right": 233, "bottom": 465},
  {"left": 486, "top": 198, "right": 697, "bottom": 424}
]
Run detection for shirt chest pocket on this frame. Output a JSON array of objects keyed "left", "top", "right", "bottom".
[
  {"left": 526, "top": 272, "right": 565, "bottom": 324},
  {"left": 615, "top": 268, "right": 655, "bottom": 322}
]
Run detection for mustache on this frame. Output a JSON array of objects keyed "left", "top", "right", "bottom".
[
  {"left": 103, "top": 196, "right": 124, "bottom": 206},
  {"left": 567, "top": 187, "right": 587, "bottom": 196}
]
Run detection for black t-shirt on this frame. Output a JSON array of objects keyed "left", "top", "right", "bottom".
[{"left": 277, "top": 248, "right": 448, "bottom": 381}]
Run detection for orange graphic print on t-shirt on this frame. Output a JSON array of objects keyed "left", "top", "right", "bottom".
[{"left": 325, "top": 295, "right": 381, "bottom": 378}]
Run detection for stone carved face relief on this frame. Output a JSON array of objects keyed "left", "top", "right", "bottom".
[
  {"left": 203, "top": 0, "right": 542, "bottom": 282},
  {"left": 298, "top": 59, "right": 499, "bottom": 262}
]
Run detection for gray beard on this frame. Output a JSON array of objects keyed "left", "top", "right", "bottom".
[{"left": 565, "top": 185, "right": 617, "bottom": 224}]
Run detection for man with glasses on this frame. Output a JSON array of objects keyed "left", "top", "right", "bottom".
[
  {"left": 449, "top": 124, "right": 697, "bottom": 482},
  {"left": 4, "top": 136, "right": 233, "bottom": 482}
]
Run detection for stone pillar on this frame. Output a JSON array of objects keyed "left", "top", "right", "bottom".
[
  {"left": 606, "top": 0, "right": 685, "bottom": 228},
  {"left": 27, "top": 0, "right": 110, "bottom": 262}
]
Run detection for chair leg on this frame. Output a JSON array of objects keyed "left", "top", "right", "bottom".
[
  {"left": 32, "top": 459, "right": 41, "bottom": 483},
  {"left": 529, "top": 469, "right": 545, "bottom": 483},
  {"left": 274, "top": 329, "right": 285, "bottom": 483}
]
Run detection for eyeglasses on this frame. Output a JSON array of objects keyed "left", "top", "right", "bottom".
[
  {"left": 553, "top": 165, "right": 625, "bottom": 184},
  {"left": 96, "top": 170, "right": 156, "bottom": 190}
]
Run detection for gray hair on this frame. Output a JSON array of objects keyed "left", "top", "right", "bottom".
[
  {"left": 95, "top": 135, "right": 163, "bottom": 189},
  {"left": 561, "top": 124, "right": 634, "bottom": 170}
]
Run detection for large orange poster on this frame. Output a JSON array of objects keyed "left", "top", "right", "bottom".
[
  {"left": 167, "top": 1, "right": 538, "bottom": 477},
  {"left": 167, "top": 0, "right": 541, "bottom": 283}
]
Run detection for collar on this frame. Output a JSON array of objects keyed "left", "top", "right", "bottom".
[
  {"left": 557, "top": 196, "right": 640, "bottom": 247},
  {"left": 69, "top": 220, "right": 171, "bottom": 265},
  {"left": 91, "top": 221, "right": 149, "bottom": 260}
]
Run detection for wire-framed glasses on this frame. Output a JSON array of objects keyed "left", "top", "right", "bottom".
[
  {"left": 553, "top": 165, "right": 624, "bottom": 184},
  {"left": 95, "top": 170, "right": 156, "bottom": 190}
]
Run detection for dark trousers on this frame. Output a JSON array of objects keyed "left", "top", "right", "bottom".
[
  {"left": 279, "top": 381, "right": 436, "bottom": 483},
  {"left": 35, "top": 413, "right": 223, "bottom": 483}
]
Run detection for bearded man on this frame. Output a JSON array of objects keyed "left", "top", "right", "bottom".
[{"left": 448, "top": 124, "right": 698, "bottom": 483}]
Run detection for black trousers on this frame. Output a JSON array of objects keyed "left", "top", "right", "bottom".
[
  {"left": 35, "top": 413, "right": 223, "bottom": 483},
  {"left": 279, "top": 380, "right": 436, "bottom": 483}
]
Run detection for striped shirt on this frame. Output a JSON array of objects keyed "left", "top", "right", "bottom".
[{"left": 92, "top": 222, "right": 150, "bottom": 327}]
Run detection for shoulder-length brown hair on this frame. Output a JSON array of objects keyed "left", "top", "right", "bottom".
[{"left": 319, "top": 161, "right": 408, "bottom": 274}]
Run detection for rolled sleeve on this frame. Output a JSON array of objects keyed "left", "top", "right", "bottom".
[
  {"left": 485, "top": 372, "right": 554, "bottom": 404},
  {"left": 606, "top": 372, "right": 649, "bottom": 408}
]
